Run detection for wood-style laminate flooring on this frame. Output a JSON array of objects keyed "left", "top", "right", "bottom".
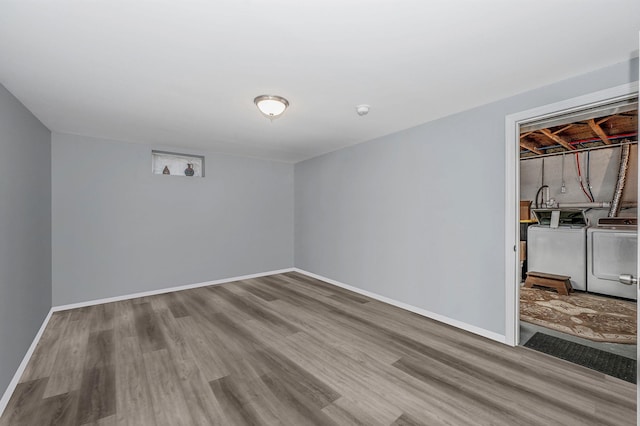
[{"left": 0, "top": 272, "right": 635, "bottom": 425}]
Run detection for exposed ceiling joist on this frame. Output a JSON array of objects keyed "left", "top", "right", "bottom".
[
  {"left": 520, "top": 110, "right": 637, "bottom": 158},
  {"left": 539, "top": 129, "right": 576, "bottom": 150},
  {"left": 588, "top": 119, "right": 611, "bottom": 144},
  {"left": 596, "top": 115, "right": 616, "bottom": 125},
  {"left": 552, "top": 124, "right": 574, "bottom": 135},
  {"left": 520, "top": 140, "right": 544, "bottom": 155}
]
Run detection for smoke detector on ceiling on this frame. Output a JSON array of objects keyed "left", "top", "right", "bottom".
[{"left": 356, "top": 105, "right": 370, "bottom": 116}]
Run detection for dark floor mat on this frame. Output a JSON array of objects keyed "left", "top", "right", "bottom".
[{"left": 523, "top": 332, "right": 636, "bottom": 384}]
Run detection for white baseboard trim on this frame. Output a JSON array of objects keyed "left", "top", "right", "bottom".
[
  {"left": 293, "top": 268, "right": 506, "bottom": 344},
  {"left": 53, "top": 268, "right": 296, "bottom": 312},
  {"left": 2, "top": 266, "right": 504, "bottom": 419},
  {"left": 0, "top": 308, "right": 54, "bottom": 419}
]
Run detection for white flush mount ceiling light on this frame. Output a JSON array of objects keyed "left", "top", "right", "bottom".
[{"left": 254, "top": 95, "right": 289, "bottom": 120}]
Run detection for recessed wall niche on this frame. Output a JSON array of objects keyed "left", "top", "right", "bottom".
[{"left": 152, "top": 150, "right": 205, "bottom": 177}]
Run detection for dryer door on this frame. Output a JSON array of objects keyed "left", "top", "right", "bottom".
[
  {"left": 591, "top": 231, "right": 637, "bottom": 281},
  {"left": 588, "top": 230, "right": 637, "bottom": 300}
]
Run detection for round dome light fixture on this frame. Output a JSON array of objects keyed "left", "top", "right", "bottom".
[{"left": 254, "top": 95, "right": 289, "bottom": 120}]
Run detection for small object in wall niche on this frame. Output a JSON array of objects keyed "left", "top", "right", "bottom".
[
  {"left": 185, "top": 163, "right": 195, "bottom": 176},
  {"left": 162, "top": 166, "right": 170, "bottom": 175}
]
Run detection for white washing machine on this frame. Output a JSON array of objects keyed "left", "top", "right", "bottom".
[
  {"left": 527, "top": 209, "right": 588, "bottom": 291},
  {"left": 587, "top": 218, "right": 637, "bottom": 300}
]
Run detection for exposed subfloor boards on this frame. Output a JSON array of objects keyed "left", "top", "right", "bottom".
[{"left": 1, "top": 272, "right": 635, "bottom": 425}]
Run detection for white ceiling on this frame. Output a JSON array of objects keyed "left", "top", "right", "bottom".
[{"left": 1, "top": 1, "right": 638, "bottom": 163}]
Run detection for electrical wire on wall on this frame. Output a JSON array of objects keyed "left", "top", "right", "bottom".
[
  {"left": 585, "top": 150, "right": 595, "bottom": 202},
  {"left": 575, "top": 152, "right": 594, "bottom": 202},
  {"left": 535, "top": 158, "right": 546, "bottom": 209},
  {"left": 561, "top": 153, "right": 566, "bottom": 193}
]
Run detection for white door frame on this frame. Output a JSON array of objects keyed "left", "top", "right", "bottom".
[{"left": 504, "top": 81, "right": 639, "bottom": 347}]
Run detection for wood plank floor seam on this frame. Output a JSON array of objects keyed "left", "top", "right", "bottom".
[{"left": 0, "top": 273, "right": 635, "bottom": 425}]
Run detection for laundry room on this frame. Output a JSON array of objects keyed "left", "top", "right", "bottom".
[{"left": 518, "top": 102, "right": 638, "bottom": 382}]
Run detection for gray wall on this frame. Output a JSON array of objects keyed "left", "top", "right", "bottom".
[
  {"left": 52, "top": 133, "right": 294, "bottom": 305},
  {"left": 521, "top": 145, "right": 638, "bottom": 225},
  {"left": 0, "top": 85, "right": 51, "bottom": 394},
  {"left": 295, "top": 58, "right": 639, "bottom": 336}
]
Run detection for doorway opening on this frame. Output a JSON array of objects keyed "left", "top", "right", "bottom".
[{"left": 505, "top": 83, "right": 639, "bottom": 380}]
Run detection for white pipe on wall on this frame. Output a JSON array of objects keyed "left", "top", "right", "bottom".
[
  {"left": 554, "top": 201, "right": 637, "bottom": 209},
  {"left": 557, "top": 202, "right": 610, "bottom": 208}
]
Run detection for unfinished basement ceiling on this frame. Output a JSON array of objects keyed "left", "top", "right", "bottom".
[
  {"left": 0, "top": 1, "right": 639, "bottom": 162},
  {"left": 520, "top": 107, "right": 638, "bottom": 158}
]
